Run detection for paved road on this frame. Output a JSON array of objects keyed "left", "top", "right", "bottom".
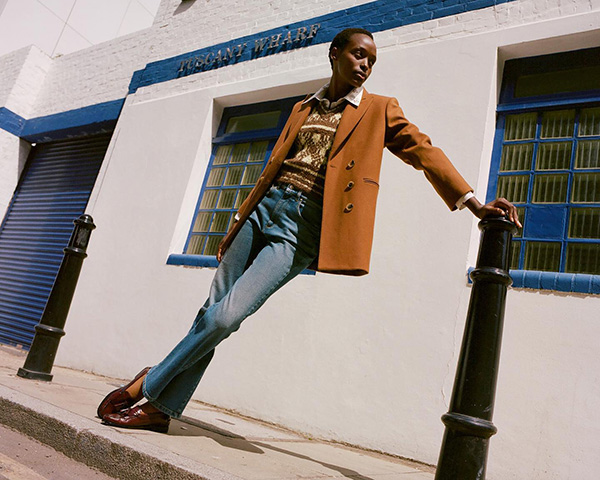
[{"left": 0, "top": 424, "right": 117, "bottom": 480}]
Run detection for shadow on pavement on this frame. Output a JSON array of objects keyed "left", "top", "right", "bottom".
[{"left": 172, "top": 416, "right": 376, "bottom": 480}]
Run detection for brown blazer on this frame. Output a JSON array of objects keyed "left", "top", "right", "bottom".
[{"left": 219, "top": 90, "right": 472, "bottom": 276}]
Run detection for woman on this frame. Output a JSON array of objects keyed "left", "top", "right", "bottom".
[{"left": 98, "top": 28, "right": 520, "bottom": 432}]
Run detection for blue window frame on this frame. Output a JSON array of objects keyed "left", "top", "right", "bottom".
[
  {"left": 487, "top": 47, "right": 600, "bottom": 293},
  {"left": 168, "top": 96, "right": 303, "bottom": 268}
]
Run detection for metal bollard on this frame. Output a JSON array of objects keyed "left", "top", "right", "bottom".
[
  {"left": 17, "top": 214, "right": 96, "bottom": 381},
  {"left": 435, "top": 216, "right": 517, "bottom": 480}
]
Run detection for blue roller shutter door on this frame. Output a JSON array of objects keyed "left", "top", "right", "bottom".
[{"left": 0, "top": 132, "right": 112, "bottom": 349}]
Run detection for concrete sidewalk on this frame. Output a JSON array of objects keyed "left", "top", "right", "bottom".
[{"left": 0, "top": 345, "right": 435, "bottom": 480}]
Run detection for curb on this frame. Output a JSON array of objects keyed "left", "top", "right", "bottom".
[{"left": 0, "top": 385, "right": 244, "bottom": 480}]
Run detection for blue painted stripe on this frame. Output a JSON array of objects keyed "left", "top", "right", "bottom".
[
  {"left": 2, "top": 0, "right": 516, "bottom": 140},
  {"left": 467, "top": 267, "right": 600, "bottom": 295},
  {"left": 167, "top": 254, "right": 219, "bottom": 268},
  {"left": 130, "top": 0, "right": 516, "bottom": 93},
  {"left": 512, "top": 270, "right": 600, "bottom": 295},
  {"left": 497, "top": 95, "right": 600, "bottom": 112},
  {"left": 167, "top": 254, "right": 316, "bottom": 275},
  {"left": 1, "top": 100, "right": 124, "bottom": 141},
  {"left": 20, "top": 99, "right": 125, "bottom": 143},
  {"left": 0, "top": 108, "right": 26, "bottom": 136}
]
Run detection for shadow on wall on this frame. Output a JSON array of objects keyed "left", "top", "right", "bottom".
[
  {"left": 18, "top": 139, "right": 31, "bottom": 178},
  {"left": 175, "top": 0, "right": 196, "bottom": 16}
]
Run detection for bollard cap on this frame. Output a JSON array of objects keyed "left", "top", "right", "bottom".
[
  {"left": 73, "top": 214, "right": 96, "bottom": 230},
  {"left": 69, "top": 214, "right": 96, "bottom": 251}
]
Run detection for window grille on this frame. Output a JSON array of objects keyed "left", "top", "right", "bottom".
[
  {"left": 183, "top": 96, "right": 303, "bottom": 259},
  {"left": 489, "top": 47, "right": 600, "bottom": 284},
  {"left": 497, "top": 106, "right": 600, "bottom": 274}
]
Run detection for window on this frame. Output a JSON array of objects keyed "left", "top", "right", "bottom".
[
  {"left": 169, "top": 96, "right": 303, "bottom": 268},
  {"left": 487, "top": 47, "right": 600, "bottom": 293}
]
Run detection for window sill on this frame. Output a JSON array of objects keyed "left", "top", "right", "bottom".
[
  {"left": 467, "top": 268, "right": 600, "bottom": 295},
  {"left": 167, "top": 254, "right": 316, "bottom": 275},
  {"left": 168, "top": 254, "right": 218, "bottom": 268}
]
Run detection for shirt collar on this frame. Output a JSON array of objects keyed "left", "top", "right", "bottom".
[{"left": 303, "top": 83, "right": 364, "bottom": 108}]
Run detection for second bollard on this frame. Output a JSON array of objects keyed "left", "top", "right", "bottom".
[
  {"left": 435, "top": 216, "right": 517, "bottom": 480},
  {"left": 17, "top": 214, "right": 96, "bottom": 381}
]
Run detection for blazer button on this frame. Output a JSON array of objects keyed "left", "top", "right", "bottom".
[
  {"left": 346, "top": 160, "right": 355, "bottom": 169},
  {"left": 346, "top": 181, "right": 355, "bottom": 190},
  {"left": 344, "top": 203, "right": 354, "bottom": 213}
]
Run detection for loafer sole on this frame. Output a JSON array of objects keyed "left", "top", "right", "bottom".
[{"left": 102, "top": 418, "right": 170, "bottom": 433}]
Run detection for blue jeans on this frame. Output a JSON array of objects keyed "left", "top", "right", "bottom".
[{"left": 142, "top": 184, "right": 322, "bottom": 418}]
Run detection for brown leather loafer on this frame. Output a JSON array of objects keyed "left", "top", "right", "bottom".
[
  {"left": 102, "top": 406, "right": 170, "bottom": 433},
  {"left": 97, "top": 367, "right": 151, "bottom": 418}
]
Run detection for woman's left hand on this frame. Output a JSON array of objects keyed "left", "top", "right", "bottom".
[{"left": 465, "top": 197, "right": 522, "bottom": 228}]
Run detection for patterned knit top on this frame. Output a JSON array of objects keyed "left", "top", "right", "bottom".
[{"left": 275, "top": 99, "right": 346, "bottom": 199}]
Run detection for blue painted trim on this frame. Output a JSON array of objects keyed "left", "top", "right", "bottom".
[
  {"left": 485, "top": 114, "right": 505, "bottom": 203},
  {"left": 499, "top": 46, "right": 600, "bottom": 105},
  {"left": 167, "top": 253, "right": 316, "bottom": 275},
  {"left": 0, "top": 107, "right": 26, "bottom": 136},
  {"left": 129, "top": 0, "right": 516, "bottom": 94},
  {"left": 467, "top": 267, "right": 600, "bottom": 294},
  {"left": 21, "top": 99, "right": 125, "bottom": 142},
  {"left": 497, "top": 95, "right": 600, "bottom": 112},
  {"left": 3, "top": 0, "right": 519, "bottom": 140},
  {"left": 168, "top": 254, "right": 219, "bottom": 268},
  {"left": 213, "top": 128, "right": 282, "bottom": 145},
  {"left": 1, "top": 100, "right": 124, "bottom": 142}
]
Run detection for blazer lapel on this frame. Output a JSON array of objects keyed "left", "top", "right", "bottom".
[
  {"left": 329, "top": 91, "right": 374, "bottom": 160},
  {"left": 270, "top": 100, "right": 312, "bottom": 162}
]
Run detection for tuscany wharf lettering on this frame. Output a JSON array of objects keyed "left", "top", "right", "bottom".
[{"left": 177, "top": 23, "right": 320, "bottom": 77}]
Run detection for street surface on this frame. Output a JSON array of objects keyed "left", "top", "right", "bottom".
[{"left": 0, "top": 424, "right": 117, "bottom": 480}]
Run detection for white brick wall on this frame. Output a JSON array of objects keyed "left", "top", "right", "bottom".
[
  {"left": 0, "top": 45, "right": 47, "bottom": 227},
  {"left": 31, "top": 28, "right": 155, "bottom": 117},
  {"left": 153, "top": 0, "right": 375, "bottom": 28},
  {"left": 27, "top": 0, "right": 600, "bottom": 119},
  {"left": 7, "top": 46, "right": 52, "bottom": 118},
  {"left": 129, "top": 0, "right": 600, "bottom": 109},
  {"left": 373, "top": 0, "right": 599, "bottom": 48},
  {"left": 30, "top": 0, "right": 373, "bottom": 117},
  {"left": 0, "top": 128, "right": 30, "bottom": 219},
  {"left": 0, "top": 47, "right": 30, "bottom": 110},
  {"left": 149, "top": 0, "right": 374, "bottom": 60},
  {"left": 0, "top": 45, "right": 51, "bottom": 119}
]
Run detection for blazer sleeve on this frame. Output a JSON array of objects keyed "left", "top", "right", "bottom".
[{"left": 384, "top": 97, "right": 472, "bottom": 210}]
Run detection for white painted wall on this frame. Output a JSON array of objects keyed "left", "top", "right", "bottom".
[
  {"left": 0, "top": 0, "right": 160, "bottom": 58},
  {"left": 1, "top": 0, "right": 599, "bottom": 478},
  {"left": 0, "top": 45, "right": 52, "bottom": 118},
  {"left": 58, "top": 12, "right": 600, "bottom": 480},
  {"left": 0, "top": 129, "right": 30, "bottom": 218},
  {"left": 0, "top": 45, "right": 49, "bottom": 214}
]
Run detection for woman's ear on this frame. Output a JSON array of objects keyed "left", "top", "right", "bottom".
[{"left": 330, "top": 46, "right": 339, "bottom": 63}]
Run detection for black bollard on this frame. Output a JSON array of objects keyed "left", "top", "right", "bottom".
[
  {"left": 435, "top": 216, "right": 517, "bottom": 480},
  {"left": 17, "top": 214, "right": 96, "bottom": 381}
]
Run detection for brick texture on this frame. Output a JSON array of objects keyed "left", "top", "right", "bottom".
[
  {"left": 0, "top": 46, "right": 51, "bottom": 118},
  {"left": 16, "top": 0, "right": 600, "bottom": 119}
]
